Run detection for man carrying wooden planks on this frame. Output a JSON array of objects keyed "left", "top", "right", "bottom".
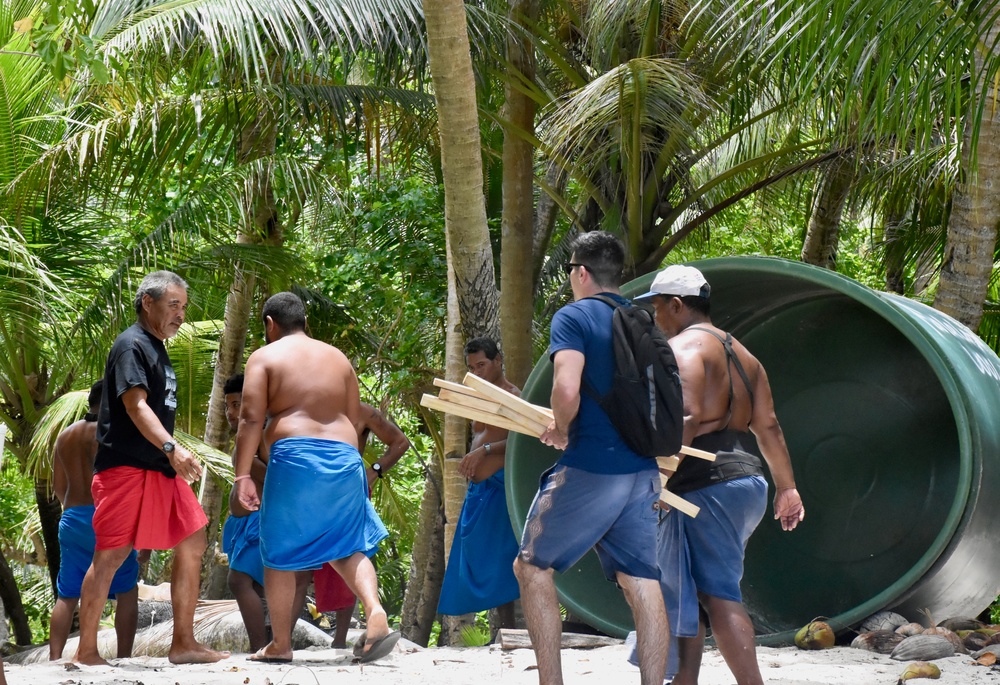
[
  {"left": 635, "top": 264, "right": 805, "bottom": 685},
  {"left": 513, "top": 231, "right": 669, "bottom": 685},
  {"left": 438, "top": 337, "right": 521, "bottom": 633}
]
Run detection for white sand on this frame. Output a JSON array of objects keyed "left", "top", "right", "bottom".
[{"left": 8, "top": 641, "right": 998, "bottom": 685}]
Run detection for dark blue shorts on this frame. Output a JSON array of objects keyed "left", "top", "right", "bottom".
[{"left": 518, "top": 464, "right": 660, "bottom": 581}]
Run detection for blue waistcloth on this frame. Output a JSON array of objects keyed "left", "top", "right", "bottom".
[
  {"left": 548, "top": 295, "right": 651, "bottom": 474},
  {"left": 259, "top": 437, "right": 388, "bottom": 571},
  {"left": 659, "top": 475, "right": 767, "bottom": 638},
  {"left": 519, "top": 464, "right": 660, "bottom": 581},
  {"left": 222, "top": 510, "right": 264, "bottom": 586},
  {"left": 438, "top": 469, "right": 520, "bottom": 615},
  {"left": 57, "top": 505, "right": 139, "bottom": 598}
]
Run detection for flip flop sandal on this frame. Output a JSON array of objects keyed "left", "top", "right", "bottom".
[{"left": 357, "top": 631, "right": 401, "bottom": 664}]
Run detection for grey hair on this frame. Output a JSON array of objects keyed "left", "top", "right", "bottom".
[{"left": 134, "top": 271, "right": 188, "bottom": 315}]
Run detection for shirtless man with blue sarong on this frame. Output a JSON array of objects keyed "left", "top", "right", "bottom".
[
  {"left": 234, "top": 292, "right": 398, "bottom": 664},
  {"left": 49, "top": 379, "right": 140, "bottom": 661},
  {"left": 438, "top": 337, "right": 520, "bottom": 630}
]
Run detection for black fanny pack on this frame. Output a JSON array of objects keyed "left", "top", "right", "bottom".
[{"left": 667, "top": 433, "right": 764, "bottom": 494}]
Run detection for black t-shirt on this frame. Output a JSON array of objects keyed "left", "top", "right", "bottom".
[{"left": 95, "top": 323, "right": 178, "bottom": 476}]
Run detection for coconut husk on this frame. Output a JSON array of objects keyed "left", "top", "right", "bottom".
[
  {"left": 851, "top": 630, "right": 906, "bottom": 655},
  {"left": 972, "top": 644, "right": 1000, "bottom": 659},
  {"left": 890, "top": 634, "right": 956, "bottom": 661},
  {"left": 895, "top": 622, "right": 925, "bottom": 637},
  {"left": 937, "top": 616, "right": 986, "bottom": 632},
  {"left": 962, "top": 631, "right": 991, "bottom": 651},
  {"left": 859, "top": 611, "right": 909, "bottom": 633},
  {"left": 922, "top": 626, "right": 966, "bottom": 654}
]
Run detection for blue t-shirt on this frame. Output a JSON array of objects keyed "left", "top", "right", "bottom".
[{"left": 548, "top": 294, "right": 656, "bottom": 474}]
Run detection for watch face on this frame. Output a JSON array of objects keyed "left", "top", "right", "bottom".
[
  {"left": 163, "top": 441, "right": 175, "bottom": 452},
  {"left": 372, "top": 463, "right": 382, "bottom": 472}
]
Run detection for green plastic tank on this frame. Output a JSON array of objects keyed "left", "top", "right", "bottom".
[{"left": 507, "top": 256, "right": 1000, "bottom": 644}]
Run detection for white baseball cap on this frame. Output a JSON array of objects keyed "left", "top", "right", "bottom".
[{"left": 634, "top": 265, "right": 711, "bottom": 300}]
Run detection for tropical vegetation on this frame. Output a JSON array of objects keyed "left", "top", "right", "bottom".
[{"left": 0, "top": 0, "right": 998, "bottom": 650}]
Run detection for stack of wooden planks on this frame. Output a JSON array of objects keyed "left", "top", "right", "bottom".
[{"left": 420, "top": 373, "right": 715, "bottom": 517}]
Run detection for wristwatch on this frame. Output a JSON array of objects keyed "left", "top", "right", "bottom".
[
  {"left": 162, "top": 441, "right": 175, "bottom": 454},
  {"left": 371, "top": 462, "right": 384, "bottom": 478}
]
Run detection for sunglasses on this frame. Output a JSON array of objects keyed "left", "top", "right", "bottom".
[{"left": 562, "top": 262, "right": 587, "bottom": 275}]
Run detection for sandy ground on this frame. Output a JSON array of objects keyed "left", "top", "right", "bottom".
[{"left": 5, "top": 639, "right": 999, "bottom": 685}]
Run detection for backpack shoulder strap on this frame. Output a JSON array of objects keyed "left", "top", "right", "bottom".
[{"left": 583, "top": 294, "right": 622, "bottom": 309}]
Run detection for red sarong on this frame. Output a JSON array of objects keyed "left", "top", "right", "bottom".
[
  {"left": 92, "top": 466, "right": 208, "bottom": 550},
  {"left": 313, "top": 563, "right": 356, "bottom": 612}
]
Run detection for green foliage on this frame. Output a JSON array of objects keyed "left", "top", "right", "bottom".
[{"left": 459, "top": 613, "right": 492, "bottom": 647}]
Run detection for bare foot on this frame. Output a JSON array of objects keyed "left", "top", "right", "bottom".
[
  {"left": 72, "top": 651, "right": 111, "bottom": 667},
  {"left": 247, "top": 644, "right": 293, "bottom": 663},
  {"left": 168, "top": 644, "right": 230, "bottom": 664}
]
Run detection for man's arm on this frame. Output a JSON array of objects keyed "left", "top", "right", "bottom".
[
  {"left": 749, "top": 364, "right": 805, "bottom": 531},
  {"left": 540, "top": 350, "right": 585, "bottom": 450},
  {"left": 51, "top": 435, "right": 67, "bottom": 507},
  {"left": 360, "top": 403, "right": 411, "bottom": 487},
  {"left": 121, "top": 387, "right": 203, "bottom": 483},
  {"left": 233, "top": 354, "right": 267, "bottom": 510}
]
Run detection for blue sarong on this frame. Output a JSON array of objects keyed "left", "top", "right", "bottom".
[
  {"left": 57, "top": 505, "right": 139, "bottom": 598},
  {"left": 438, "top": 469, "right": 520, "bottom": 615},
  {"left": 260, "top": 437, "right": 388, "bottom": 571},
  {"left": 222, "top": 510, "right": 264, "bottom": 586}
]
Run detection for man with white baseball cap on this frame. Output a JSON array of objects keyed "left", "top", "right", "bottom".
[{"left": 633, "top": 264, "right": 804, "bottom": 685}]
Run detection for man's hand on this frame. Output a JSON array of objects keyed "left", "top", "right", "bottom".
[
  {"left": 774, "top": 487, "right": 805, "bottom": 531},
  {"left": 458, "top": 447, "right": 484, "bottom": 480},
  {"left": 235, "top": 477, "right": 261, "bottom": 512},
  {"left": 168, "top": 444, "right": 203, "bottom": 484},
  {"left": 540, "top": 420, "right": 568, "bottom": 450}
]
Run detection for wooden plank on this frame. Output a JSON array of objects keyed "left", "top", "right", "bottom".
[
  {"left": 656, "top": 456, "right": 680, "bottom": 472},
  {"left": 497, "top": 629, "right": 621, "bottom": 651},
  {"left": 658, "top": 483, "right": 701, "bottom": 518},
  {"left": 433, "top": 378, "right": 487, "bottom": 400},
  {"left": 437, "top": 389, "right": 504, "bottom": 416},
  {"left": 496, "top": 404, "right": 551, "bottom": 435},
  {"left": 420, "top": 395, "right": 542, "bottom": 437},
  {"left": 462, "top": 373, "right": 556, "bottom": 425},
  {"left": 679, "top": 445, "right": 716, "bottom": 461}
]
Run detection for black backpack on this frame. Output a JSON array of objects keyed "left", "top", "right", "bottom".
[{"left": 583, "top": 295, "right": 685, "bottom": 458}]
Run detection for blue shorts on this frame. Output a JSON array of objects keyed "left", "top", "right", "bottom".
[
  {"left": 519, "top": 464, "right": 660, "bottom": 581},
  {"left": 222, "top": 510, "right": 264, "bottom": 586},
  {"left": 58, "top": 505, "right": 139, "bottom": 599},
  {"left": 659, "top": 475, "right": 767, "bottom": 637}
]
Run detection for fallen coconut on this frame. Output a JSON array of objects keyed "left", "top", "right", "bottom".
[
  {"left": 795, "top": 620, "right": 836, "bottom": 650},
  {"left": 972, "top": 644, "right": 1000, "bottom": 659},
  {"left": 962, "top": 631, "right": 990, "bottom": 651},
  {"left": 896, "top": 622, "right": 926, "bottom": 637},
  {"left": 922, "top": 627, "right": 966, "bottom": 654},
  {"left": 851, "top": 630, "right": 906, "bottom": 655},
  {"left": 896, "top": 660, "right": 941, "bottom": 683},
  {"left": 860, "top": 610, "right": 909, "bottom": 633},
  {"left": 937, "top": 617, "right": 984, "bottom": 632},
  {"left": 890, "top": 634, "right": 955, "bottom": 661}
]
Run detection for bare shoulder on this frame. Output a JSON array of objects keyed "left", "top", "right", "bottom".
[{"left": 503, "top": 381, "right": 521, "bottom": 397}]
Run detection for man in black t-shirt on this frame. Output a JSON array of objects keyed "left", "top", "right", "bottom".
[{"left": 74, "top": 271, "right": 228, "bottom": 666}]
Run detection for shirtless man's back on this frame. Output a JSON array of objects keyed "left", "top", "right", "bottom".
[
  {"left": 247, "top": 333, "right": 359, "bottom": 449},
  {"left": 50, "top": 381, "right": 140, "bottom": 661}
]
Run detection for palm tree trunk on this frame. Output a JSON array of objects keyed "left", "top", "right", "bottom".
[
  {"left": 0, "top": 547, "right": 32, "bottom": 645},
  {"left": 400, "top": 424, "right": 446, "bottom": 646},
  {"left": 934, "top": 15, "right": 1000, "bottom": 329},
  {"left": 424, "top": 0, "right": 501, "bottom": 343},
  {"left": 500, "top": 0, "right": 539, "bottom": 388},
  {"left": 35, "top": 480, "right": 62, "bottom": 598},
  {"left": 801, "top": 156, "right": 854, "bottom": 269},
  {"left": 199, "top": 111, "right": 282, "bottom": 594},
  {"left": 883, "top": 203, "right": 908, "bottom": 294}
]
